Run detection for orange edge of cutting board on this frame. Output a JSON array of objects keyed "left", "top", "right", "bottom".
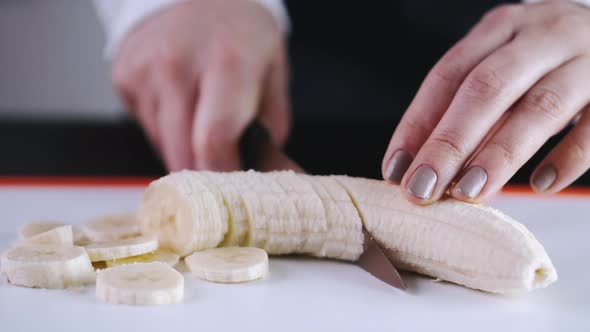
[
  {"left": 0, "top": 176, "right": 155, "bottom": 188},
  {"left": 0, "top": 176, "right": 588, "bottom": 197}
]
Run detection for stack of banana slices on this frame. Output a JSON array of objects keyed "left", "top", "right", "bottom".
[{"left": 0, "top": 214, "right": 269, "bottom": 306}]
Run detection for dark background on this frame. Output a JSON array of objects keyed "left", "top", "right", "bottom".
[{"left": 0, "top": 0, "right": 588, "bottom": 186}]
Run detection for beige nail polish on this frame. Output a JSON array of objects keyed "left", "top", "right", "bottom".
[
  {"left": 406, "top": 165, "right": 437, "bottom": 199},
  {"left": 385, "top": 150, "right": 413, "bottom": 183},
  {"left": 532, "top": 165, "right": 557, "bottom": 192},
  {"left": 454, "top": 166, "right": 488, "bottom": 199}
]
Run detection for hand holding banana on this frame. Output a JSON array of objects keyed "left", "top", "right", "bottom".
[{"left": 382, "top": 1, "right": 590, "bottom": 205}]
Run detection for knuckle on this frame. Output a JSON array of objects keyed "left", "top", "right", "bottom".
[
  {"left": 566, "top": 136, "right": 590, "bottom": 164},
  {"left": 111, "top": 63, "right": 136, "bottom": 94},
  {"left": 429, "top": 129, "right": 468, "bottom": 157},
  {"left": 153, "top": 48, "right": 184, "bottom": 80},
  {"left": 430, "top": 61, "right": 464, "bottom": 89},
  {"left": 482, "top": 4, "right": 522, "bottom": 26},
  {"left": 463, "top": 66, "right": 507, "bottom": 102},
  {"left": 402, "top": 117, "right": 433, "bottom": 136},
  {"left": 520, "top": 87, "right": 563, "bottom": 122},
  {"left": 568, "top": 141, "right": 589, "bottom": 162},
  {"left": 194, "top": 126, "right": 234, "bottom": 158},
  {"left": 487, "top": 139, "right": 521, "bottom": 165},
  {"left": 212, "top": 38, "right": 244, "bottom": 76},
  {"left": 541, "top": 15, "right": 576, "bottom": 35}
]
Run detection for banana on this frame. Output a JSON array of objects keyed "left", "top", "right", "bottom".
[
  {"left": 84, "top": 236, "right": 159, "bottom": 262},
  {"left": 80, "top": 213, "right": 140, "bottom": 243},
  {"left": 72, "top": 226, "right": 89, "bottom": 246},
  {"left": 20, "top": 225, "right": 73, "bottom": 246},
  {"left": 201, "top": 171, "right": 249, "bottom": 247},
  {"left": 185, "top": 247, "right": 268, "bottom": 283},
  {"left": 270, "top": 171, "right": 327, "bottom": 255},
  {"left": 0, "top": 245, "right": 95, "bottom": 289},
  {"left": 334, "top": 176, "right": 558, "bottom": 293},
  {"left": 139, "top": 170, "right": 228, "bottom": 256},
  {"left": 300, "top": 175, "right": 364, "bottom": 260},
  {"left": 105, "top": 249, "right": 180, "bottom": 268},
  {"left": 18, "top": 221, "right": 65, "bottom": 239},
  {"left": 96, "top": 262, "right": 184, "bottom": 305},
  {"left": 239, "top": 170, "right": 304, "bottom": 254},
  {"left": 139, "top": 170, "right": 557, "bottom": 293}
]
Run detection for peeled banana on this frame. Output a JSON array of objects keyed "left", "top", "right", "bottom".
[
  {"left": 0, "top": 245, "right": 95, "bottom": 289},
  {"left": 84, "top": 235, "right": 158, "bottom": 262},
  {"left": 139, "top": 170, "right": 558, "bottom": 293},
  {"left": 80, "top": 213, "right": 140, "bottom": 242},
  {"left": 18, "top": 221, "right": 66, "bottom": 239},
  {"left": 185, "top": 246, "right": 268, "bottom": 283},
  {"left": 105, "top": 249, "right": 180, "bottom": 268},
  {"left": 96, "top": 262, "right": 184, "bottom": 305},
  {"left": 19, "top": 225, "right": 74, "bottom": 246}
]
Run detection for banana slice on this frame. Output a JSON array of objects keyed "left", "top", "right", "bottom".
[
  {"left": 84, "top": 236, "right": 158, "bottom": 262},
  {"left": 80, "top": 213, "right": 140, "bottom": 243},
  {"left": 0, "top": 245, "right": 95, "bottom": 288},
  {"left": 18, "top": 221, "right": 65, "bottom": 239},
  {"left": 20, "top": 225, "right": 73, "bottom": 245},
  {"left": 96, "top": 262, "right": 184, "bottom": 305},
  {"left": 72, "top": 226, "right": 90, "bottom": 246},
  {"left": 185, "top": 247, "right": 268, "bottom": 283},
  {"left": 105, "top": 249, "right": 180, "bottom": 267}
]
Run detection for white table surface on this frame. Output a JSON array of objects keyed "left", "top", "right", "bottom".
[{"left": 0, "top": 183, "right": 588, "bottom": 332}]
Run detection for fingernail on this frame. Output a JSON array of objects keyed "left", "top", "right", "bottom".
[
  {"left": 532, "top": 165, "right": 557, "bottom": 192},
  {"left": 454, "top": 166, "right": 488, "bottom": 199},
  {"left": 385, "top": 150, "right": 413, "bottom": 183},
  {"left": 406, "top": 165, "right": 437, "bottom": 199}
]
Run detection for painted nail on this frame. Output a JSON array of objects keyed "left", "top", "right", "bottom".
[
  {"left": 406, "top": 165, "right": 437, "bottom": 199},
  {"left": 454, "top": 166, "right": 488, "bottom": 199},
  {"left": 385, "top": 150, "right": 413, "bottom": 183},
  {"left": 532, "top": 165, "right": 557, "bottom": 192}
]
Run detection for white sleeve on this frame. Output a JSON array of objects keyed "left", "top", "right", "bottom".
[
  {"left": 523, "top": 0, "right": 590, "bottom": 7},
  {"left": 92, "top": 0, "right": 290, "bottom": 60}
]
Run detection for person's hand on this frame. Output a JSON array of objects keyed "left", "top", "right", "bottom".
[
  {"left": 111, "top": 0, "right": 290, "bottom": 171},
  {"left": 381, "top": 1, "right": 590, "bottom": 205}
]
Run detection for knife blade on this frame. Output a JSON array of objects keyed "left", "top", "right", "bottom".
[
  {"left": 358, "top": 227, "right": 407, "bottom": 290},
  {"left": 239, "top": 120, "right": 406, "bottom": 290}
]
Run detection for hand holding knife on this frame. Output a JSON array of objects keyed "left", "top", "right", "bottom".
[{"left": 240, "top": 120, "right": 406, "bottom": 290}]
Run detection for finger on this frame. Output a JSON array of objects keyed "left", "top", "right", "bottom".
[
  {"left": 115, "top": 72, "right": 163, "bottom": 152},
  {"left": 530, "top": 109, "right": 590, "bottom": 194},
  {"left": 135, "top": 94, "right": 162, "bottom": 152},
  {"left": 259, "top": 45, "right": 290, "bottom": 148},
  {"left": 382, "top": 4, "right": 524, "bottom": 183},
  {"left": 451, "top": 57, "right": 590, "bottom": 202},
  {"left": 155, "top": 63, "right": 195, "bottom": 172},
  {"left": 401, "top": 27, "right": 579, "bottom": 204},
  {"left": 459, "top": 111, "right": 511, "bottom": 206},
  {"left": 193, "top": 52, "right": 264, "bottom": 171}
]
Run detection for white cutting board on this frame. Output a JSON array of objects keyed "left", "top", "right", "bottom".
[{"left": 0, "top": 182, "right": 588, "bottom": 332}]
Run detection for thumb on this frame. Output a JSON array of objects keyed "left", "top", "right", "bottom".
[{"left": 192, "top": 58, "right": 263, "bottom": 171}]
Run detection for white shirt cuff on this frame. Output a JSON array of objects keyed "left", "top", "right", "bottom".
[
  {"left": 523, "top": 0, "right": 590, "bottom": 7},
  {"left": 92, "top": 0, "right": 290, "bottom": 60}
]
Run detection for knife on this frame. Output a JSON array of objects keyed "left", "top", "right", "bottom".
[{"left": 240, "top": 121, "right": 407, "bottom": 290}]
